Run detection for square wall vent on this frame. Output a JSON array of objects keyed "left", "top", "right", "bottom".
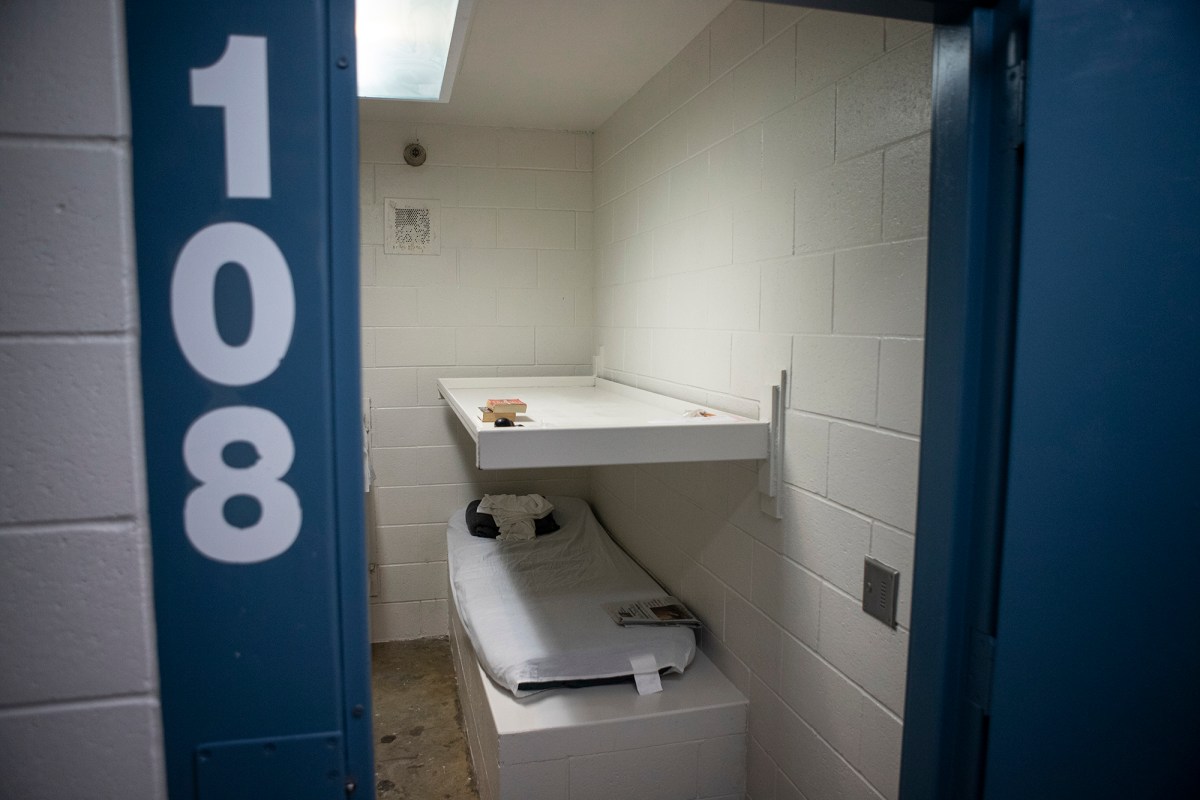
[{"left": 384, "top": 198, "right": 440, "bottom": 255}]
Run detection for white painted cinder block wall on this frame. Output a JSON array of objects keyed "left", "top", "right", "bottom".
[
  {"left": 588, "top": 4, "right": 931, "bottom": 800},
  {"left": 0, "top": 1, "right": 166, "bottom": 797},
  {"left": 359, "top": 122, "right": 596, "bottom": 639}
]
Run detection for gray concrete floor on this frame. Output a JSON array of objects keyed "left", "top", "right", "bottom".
[{"left": 372, "top": 638, "right": 479, "bottom": 799}]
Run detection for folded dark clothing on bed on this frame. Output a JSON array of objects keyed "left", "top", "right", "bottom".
[{"left": 465, "top": 499, "right": 560, "bottom": 539}]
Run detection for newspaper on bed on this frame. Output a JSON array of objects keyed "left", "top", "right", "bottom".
[{"left": 603, "top": 596, "right": 701, "bottom": 628}]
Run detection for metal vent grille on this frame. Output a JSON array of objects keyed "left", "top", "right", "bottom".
[{"left": 383, "top": 198, "right": 440, "bottom": 255}]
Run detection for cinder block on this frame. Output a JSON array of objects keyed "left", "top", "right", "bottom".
[
  {"left": 791, "top": 334, "right": 879, "bottom": 423},
  {"left": 827, "top": 423, "right": 920, "bottom": 531},
  {"left": 751, "top": 542, "right": 820, "bottom": 646},
  {"left": 733, "top": 187, "right": 794, "bottom": 264},
  {"left": 724, "top": 590, "right": 783, "bottom": 692},
  {"left": 780, "top": 634, "right": 865, "bottom": 761},
  {"left": 833, "top": 239, "right": 928, "bottom": 337},
  {"left": 378, "top": 561, "right": 449, "bottom": 603},
  {"left": 680, "top": 558, "right": 727, "bottom": 639},
  {"left": 652, "top": 110, "right": 690, "bottom": 176},
  {"left": 375, "top": 163, "right": 458, "bottom": 206},
  {"left": 710, "top": 0, "right": 764, "bottom": 79},
  {"left": 637, "top": 173, "right": 672, "bottom": 233},
  {"left": 0, "top": 0, "right": 126, "bottom": 136},
  {"left": 708, "top": 125, "right": 762, "bottom": 201},
  {"left": 498, "top": 288, "right": 573, "bottom": 327},
  {"left": 760, "top": 253, "right": 834, "bottom": 334},
  {"left": 795, "top": 152, "right": 883, "bottom": 254},
  {"left": 375, "top": 483, "right": 478, "bottom": 526},
  {"left": 668, "top": 153, "right": 711, "bottom": 222},
  {"left": 796, "top": 10, "right": 885, "bottom": 100},
  {"left": 362, "top": 367, "right": 418, "bottom": 408},
  {"left": 360, "top": 119, "right": 417, "bottom": 164},
  {"left": 372, "top": 406, "right": 459, "bottom": 447},
  {"left": 456, "top": 326, "right": 535, "bottom": 365},
  {"left": 883, "top": 133, "right": 931, "bottom": 241},
  {"left": 576, "top": 212, "right": 594, "bottom": 249},
  {"left": 698, "top": 522, "right": 753, "bottom": 597},
  {"left": 733, "top": 28, "right": 796, "bottom": 129},
  {"left": 0, "top": 526, "right": 156, "bottom": 705},
  {"left": 0, "top": 142, "right": 133, "bottom": 334},
  {"left": 458, "top": 167, "right": 537, "bottom": 209},
  {"left": 668, "top": 30, "right": 711, "bottom": 110},
  {"left": 376, "top": 524, "right": 449, "bottom": 565},
  {"left": 499, "top": 209, "right": 576, "bottom": 250},
  {"left": 782, "top": 410, "right": 830, "bottom": 495},
  {"left": 685, "top": 74, "right": 735, "bottom": 157},
  {"left": 835, "top": 34, "right": 933, "bottom": 161},
  {"left": 360, "top": 286, "right": 418, "bottom": 327},
  {"left": 575, "top": 133, "right": 594, "bottom": 171},
  {"left": 498, "top": 128, "right": 575, "bottom": 170},
  {"left": 762, "top": 86, "right": 836, "bottom": 191},
  {"left": 374, "top": 327, "right": 455, "bottom": 366},
  {"left": 730, "top": 332, "right": 792, "bottom": 401},
  {"left": 702, "top": 264, "right": 761, "bottom": 332},
  {"left": 0, "top": 340, "right": 139, "bottom": 524},
  {"left": 369, "top": 601, "right": 423, "bottom": 642},
  {"left": 443, "top": 206, "right": 497, "bottom": 248},
  {"left": 651, "top": 329, "right": 733, "bottom": 393},
  {"left": 536, "top": 170, "right": 593, "bottom": 211},
  {"left": 778, "top": 484, "right": 872, "bottom": 597},
  {"left": 775, "top": 697, "right": 880, "bottom": 800},
  {"left": 817, "top": 583, "right": 910, "bottom": 715},
  {"left": 369, "top": 447, "right": 421, "bottom": 487},
  {"left": 460, "top": 248, "right": 538, "bottom": 288},
  {"left": 360, "top": 244, "right": 377, "bottom": 286},
  {"left": 376, "top": 249, "right": 459, "bottom": 287},
  {"left": 877, "top": 337, "right": 925, "bottom": 434},
  {"left": 0, "top": 699, "right": 165, "bottom": 800},
  {"left": 415, "top": 123, "right": 499, "bottom": 166},
  {"left": 535, "top": 326, "right": 593, "bottom": 365},
  {"left": 858, "top": 697, "right": 903, "bottom": 799}
]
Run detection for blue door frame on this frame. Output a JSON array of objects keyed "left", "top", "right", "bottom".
[{"left": 125, "top": 1, "right": 371, "bottom": 796}]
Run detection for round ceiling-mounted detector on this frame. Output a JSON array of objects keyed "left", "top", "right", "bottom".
[{"left": 404, "top": 142, "right": 427, "bottom": 166}]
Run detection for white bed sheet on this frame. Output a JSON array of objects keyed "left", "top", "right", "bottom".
[{"left": 447, "top": 496, "right": 696, "bottom": 697}]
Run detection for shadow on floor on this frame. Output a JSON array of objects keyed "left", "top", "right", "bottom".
[{"left": 372, "top": 638, "right": 479, "bottom": 799}]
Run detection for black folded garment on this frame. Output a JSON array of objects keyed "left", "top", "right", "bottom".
[{"left": 465, "top": 499, "right": 560, "bottom": 539}]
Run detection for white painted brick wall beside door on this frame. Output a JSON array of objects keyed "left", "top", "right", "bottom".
[
  {"left": 0, "top": 0, "right": 166, "bottom": 796},
  {"left": 589, "top": 4, "right": 931, "bottom": 799}
]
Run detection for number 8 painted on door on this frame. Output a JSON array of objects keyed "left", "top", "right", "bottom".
[{"left": 173, "top": 34, "right": 302, "bottom": 564}]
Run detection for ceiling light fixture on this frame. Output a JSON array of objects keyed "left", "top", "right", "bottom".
[{"left": 356, "top": 0, "right": 474, "bottom": 102}]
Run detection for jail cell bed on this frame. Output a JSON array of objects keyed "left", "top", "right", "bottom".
[{"left": 447, "top": 496, "right": 748, "bottom": 800}]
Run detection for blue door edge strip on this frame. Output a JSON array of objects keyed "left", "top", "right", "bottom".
[{"left": 325, "top": 0, "right": 375, "bottom": 792}]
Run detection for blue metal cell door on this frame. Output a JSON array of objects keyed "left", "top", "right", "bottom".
[
  {"left": 983, "top": 1, "right": 1200, "bottom": 797},
  {"left": 124, "top": 1, "right": 371, "bottom": 797}
]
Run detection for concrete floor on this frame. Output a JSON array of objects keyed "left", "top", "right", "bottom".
[{"left": 371, "top": 638, "right": 479, "bottom": 799}]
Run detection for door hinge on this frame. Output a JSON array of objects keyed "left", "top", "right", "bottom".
[
  {"left": 1005, "top": 29, "right": 1027, "bottom": 149},
  {"left": 967, "top": 629, "right": 996, "bottom": 714}
]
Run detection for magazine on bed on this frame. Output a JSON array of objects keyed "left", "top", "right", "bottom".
[{"left": 603, "top": 596, "right": 701, "bottom": 628}]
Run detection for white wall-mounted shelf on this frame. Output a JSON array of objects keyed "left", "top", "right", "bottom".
[{"left": 436, "top": 376, "right": 772, "bottom": 470}]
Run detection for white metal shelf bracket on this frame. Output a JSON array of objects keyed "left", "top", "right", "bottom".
[{"left": 758, "top": 370, "right": 787, "bottom": 519}]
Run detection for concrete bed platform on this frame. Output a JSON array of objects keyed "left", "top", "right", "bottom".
[{"left": 449, "top": 595, "right": 748, "bottom": 800}]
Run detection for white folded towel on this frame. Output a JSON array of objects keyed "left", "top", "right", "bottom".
[{"left": 477, "top": 493, "right": 554, "bottom": 542}]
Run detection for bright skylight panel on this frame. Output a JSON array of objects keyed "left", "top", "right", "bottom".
[{"left": 357, "top": 0, "right": 462, "bottom": 101}]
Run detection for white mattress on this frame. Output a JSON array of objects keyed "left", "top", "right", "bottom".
[{"left": 447, "top": 496, "right": 696, "bottom": 697}]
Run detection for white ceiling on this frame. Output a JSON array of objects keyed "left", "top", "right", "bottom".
[{"left": 358, "top": 0, "right": 732, "bottom": 132}]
